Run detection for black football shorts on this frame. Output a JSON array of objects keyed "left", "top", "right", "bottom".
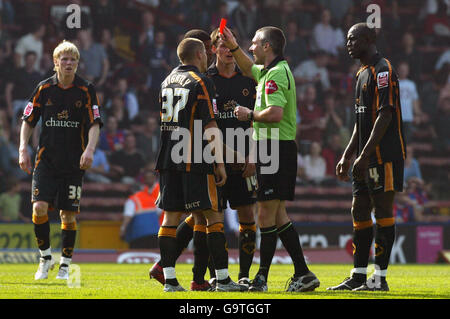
[
  {"left": 31, "top": 162, "right": 84, "bottom": 212},
  {"left": 256, "top": 140, "right": 297, "bottom": 201},
  {"left": 352, "top": 160, "right": 404, "bottom": 196},
  {"left": 222, "top": 172, "right": 257, "bottom": 209},
  {"left": 157, "top": 170, "right": 224, "bottom": 213}
]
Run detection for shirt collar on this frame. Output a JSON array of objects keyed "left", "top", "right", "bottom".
[
  {"left": 263, "top": 55, "right": 285, "bottom": 71},
  {"left": 176, "top": 64, "right": 200, "bottom": 73},
  {"left": 50, "top": 73, "right": 84, "bottom": 87}
]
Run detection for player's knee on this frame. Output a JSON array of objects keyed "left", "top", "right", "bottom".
[
  {"left": 237, "top": 205, "right": 255, "bottom": 223},
  {"left": 32, "top": 201, "right": 48, "bottom": 216},
  {"left": 60, "top": 210, "right": 77, "bottom": 224}
]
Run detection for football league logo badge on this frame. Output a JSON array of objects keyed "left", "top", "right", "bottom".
[{"left": 265, "top": 80, "right": 278, "bottom": 94}]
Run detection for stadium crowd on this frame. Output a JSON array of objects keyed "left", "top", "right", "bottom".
[{"left": 0, "top": 0, "right": 449, "bottom": 223}]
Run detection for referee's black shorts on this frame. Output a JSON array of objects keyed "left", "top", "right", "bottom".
[
  {"left": 256, "top": 139, "right": 297, "bottom": 202},
  {"left": 157, "top": 169, "right": 224, "bottom": 213}
]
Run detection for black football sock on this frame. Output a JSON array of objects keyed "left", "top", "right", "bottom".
[
  {"left": 277, "top": 222, "right": 309, "bottom": 277},
  {"left": 158, "top": 226, "right": 179, "bottom": 286},
  {"left": 206, "top": 223, "right": 229, "bottom": 284},
  {"left": 375, "top": 218, "right": 396, "bottom": 278},
  {"left": 257, "top": 225, "right": 277, "bottom": 281},
  {"left": 174, "top": 216, "right": 195, "bottom": 259},
  {"left": 238, "top": 222, "right": 256, "bottom": 279},
  {"left": 208, "top": 256, "right": 215, "bottom": 279},
  {"left": 192, "top": 225, "right": 208, "bottom": 284},
  {"left": 33, "top": 214, "right": 50, "bottom": 258},
  {"left": 352, "top": 220, "right": 374, "bottom": 280},
  {"left": 61, "top": 221, "right": 77, "bottom": 259}
]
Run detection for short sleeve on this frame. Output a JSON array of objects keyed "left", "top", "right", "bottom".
[
  {"left": 264, "top": 68, "right": 288, "bottom": 108},
  {"left": 375, "top": 62, "right": 396, "bottom": 112},
  {"left": 251, "top": 64, "right": 264, "bottom": 82},
  {"left": 21, "top": 84, "right": 43, "bottom": 127},
  {"left": 84, "top": 84, "right": 103, "bottom": 129},
  {"left": 195, "top": 76, "right": 217, "bottom": 124}
]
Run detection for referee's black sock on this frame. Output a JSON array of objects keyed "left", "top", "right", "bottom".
[
  {"left": 33, "top": 214, "right": 51, "bottom": 258},
  {"left": 192, "top": 225, "right": 208, "bottom": 284},
  {"left": 257, "top": 225, "right": 277, "bottom": 281},
  {"left": 277, "top": 222, "right": 309, "bottom": 277}
]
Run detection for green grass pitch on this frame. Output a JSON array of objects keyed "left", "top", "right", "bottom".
[{"left": 0, "top": 263, "right": 449, "bottom": 299}]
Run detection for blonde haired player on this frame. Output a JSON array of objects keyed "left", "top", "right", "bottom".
[{"left": 19, "top": 40, "right": 102, "bottom": 280}]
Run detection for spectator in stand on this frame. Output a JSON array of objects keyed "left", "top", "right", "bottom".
[
  {"left": 210, "top": 1, "right": 232, "bottom": 31},
  {"left": 297, "top": 85, "right": 326, "bottom": 148},
  {"left": 109, "top": 132, "right": 145, "bottom": 184},
  {"left": 85, "top": 144, "right": 112, "bottom": 184},
  {"left": 14, "top": 21, "right": 45, "bottom": 72},
  {"left": 392, "top": 32, "right": 423, "bottom": 83},
  {"left": 108, "top": 94, "right": 130, "bottom": 130},
  {"left": 293, "top": 50, "right": 330, "bottom": 98},
  {"left": 137, "top": 10, "right": 156, "bottom": 55},
  {"left": 136, "top": 116, "right": 160, "bottom": 163},
  {"left": 422, "top": 0, "right": 450, "bottom": 42},
  {"left": 323, "top": 92, "right": 350, "bottom": 145},
  {"left": 318, "top": 0, "right": 354, "bottom": 23},
  {"left": 99, "top": 28, "right": 124, "bottom": 73},
  {"left": 303, "top": 141, "right": 327, "bottom": 185},
  {"left": 91, "top": 0, "right": 116, "bottom": 38},
  {"left": 398, "top": 61, "right": 425, "bottom": 143},
  {"left": 322, "top": 133, "right": 343, "bottom": 180},
  {"left": 5, "top": 51, "right": 43, "bottom": 123},
  {"left": 420, "top": 66, "right": 448, "bottom": 120},
  {"left": 232, "top": 0, "right": 261, "bottom": 41},
  {"left": 77, "top": 28, "right": 109, "bottom": 87},
  {"left": 404, "top": 145, "right": 423, "bottom": 183},
  {"left": 0, "top": 122, "right": 32, "bottom": 181},
  {"left": 98, "top": 116, "right": 126, "bottom": 154},
  {"left": 142, "top": 30, "right": 171, "bottom": 108},
  {"left": 296, "top": 150, "right": 306, "bottom": 184},
  {"left": 393, "top": 191, "right": 424, "bottom": 223},
  {"left": 339, "top": 62, "right": 359, "bottom": 96},
  {"left": 0, "top": 177, "right": 29, "bottom": 222},
  {"left": 435, "top": 49, "right": 450, "bottom": 72},
  {"left": 120, "top": 168, "right": 161, "bottom": 248},
  {"left": 431, "top": 96, "right": 450, "bottom": 150},
  {"left": 311, "top": 8, "right": 345, "bottom": 56},
  {"left": 284, "top": 20, "right": 309, "bottom": 69},
  {"left": 115, "top": 77, "right": 139, "bottom": 121}
]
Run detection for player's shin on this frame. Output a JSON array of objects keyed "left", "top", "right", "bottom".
[
  {"left": 206, "top": 222, "right": 230, "bottom": 283},
  {"left": 352, "top": 220, "right": 374, "bottom": 280},
  {"left": 374, "top": 217, "right": 396, "bottom": 279},
  {"left": 158, "top": 226, "right": 180, "bottom": 286},
  {"left": 61, "top": 220, "right": 77, "bottom": 265},
  {"left": 33, "top": 213, "right": 51, "bottom": 259},
  {"left": 239, "top": 222, "right": 256, "bottom": 279},
  {"left": 257, "top": 225, "right": 277, "bottom": 281},
  {"left": 192, "top": 225, "right": 208, "bottom": 284}
]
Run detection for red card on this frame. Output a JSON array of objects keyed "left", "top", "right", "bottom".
[{"left": 219, "top": 18, "right": 227, "bottom": 34}]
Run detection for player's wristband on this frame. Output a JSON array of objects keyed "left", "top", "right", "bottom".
[
  {"left": 230, "top": 45, "right": 239, "bottom": 53},
  {"left": 247, "top": 111, "right": 254, "bottom": 121}
]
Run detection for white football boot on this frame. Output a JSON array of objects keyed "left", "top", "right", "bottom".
[{"left": 34, "top": 257, "right": 55, "bottom": 280}]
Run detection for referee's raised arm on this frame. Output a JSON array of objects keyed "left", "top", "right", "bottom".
[{"left": 220, "top": 26, "right": 254, "bottom": 79}]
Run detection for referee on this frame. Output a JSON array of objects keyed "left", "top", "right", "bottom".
[{"left": 220, "top": 26, "right": 320, "bottom": 292}]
